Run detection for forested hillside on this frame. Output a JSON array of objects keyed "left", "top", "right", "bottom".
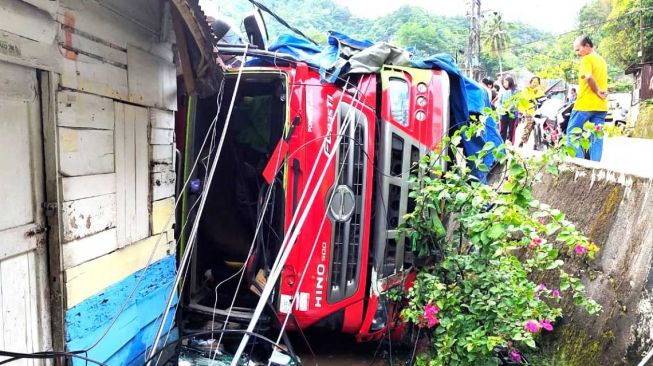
[{"left": 206, "top": 0, "right": 548, "bottom": 74}]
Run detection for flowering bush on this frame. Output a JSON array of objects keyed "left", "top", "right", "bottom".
[{"left": 398, "top": 119, "right": 610, "bottom": 365}]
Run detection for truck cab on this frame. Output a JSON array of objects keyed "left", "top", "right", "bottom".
[{"left": 179, "top": 58, "right": 449, "bottom": 341}]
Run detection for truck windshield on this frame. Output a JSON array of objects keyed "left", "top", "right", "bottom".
[{"left": 388, "top": 77, "right": 409, "bottom": 126}]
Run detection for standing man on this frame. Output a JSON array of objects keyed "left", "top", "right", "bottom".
[{"left": 567, "top": 35, "right": 608, "bottom": 161}]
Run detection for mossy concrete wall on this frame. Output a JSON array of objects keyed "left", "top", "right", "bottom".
[
  {"left": 632, "top": 104, "right": 653, "bottom": 139},
  {"left": 532, "top": 161, "right": 653, "bottom": 365}
]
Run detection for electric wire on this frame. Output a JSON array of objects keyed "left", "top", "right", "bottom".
[
  {"left": 143, "top": 330, "right": 301, "bottom": 366},
  {"left": 0, "top": 350, "right": 107, "bottom": 366},
  {"left": 147, "top": 43, "right": 251, "bottom": 362},
  {"left": 245, "top": 0, "right": 319, "bottom": 45},
  {"left": 270, "top": 80, "right": 370, "bottom": 352},
  {"left": 151, "top": 91, "right": 226, "bottom": 364},
  {"left": 230, "top": 78, "right": 359, "bottom": 365}
]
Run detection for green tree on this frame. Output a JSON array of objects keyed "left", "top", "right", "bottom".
[
  {"left": 599, "top": 0, "right": 653, "bottom": 68},
  {"left": 482, "top": 12, "right": 511, "bottom": 74}
]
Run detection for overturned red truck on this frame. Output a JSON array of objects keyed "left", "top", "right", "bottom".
[{"left": 178, "top": 55, "right": 451, "bottom": 342}]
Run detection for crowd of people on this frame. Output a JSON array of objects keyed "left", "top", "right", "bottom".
[{"left": 478, "top": 35, "right": 609, "bottom": 162}]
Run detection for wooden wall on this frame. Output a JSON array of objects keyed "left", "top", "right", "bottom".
[{"left": 1, "top": 0, "right": 180, "bottom": 364}]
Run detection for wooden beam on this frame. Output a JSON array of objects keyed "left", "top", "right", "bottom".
[{"left": 170, "top": 5, "right": 196, "bottom": 95}]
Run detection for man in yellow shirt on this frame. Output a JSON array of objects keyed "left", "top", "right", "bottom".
[{"left": 567, "top": 35, "right": 608, "bottom": 161}]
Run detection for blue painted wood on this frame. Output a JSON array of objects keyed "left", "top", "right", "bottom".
[{"left": 65, "top": 255, "right": 178, "bottom": 365}]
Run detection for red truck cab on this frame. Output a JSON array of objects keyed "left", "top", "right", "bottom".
[{"left": 181, "top": 59, "right": 449, "bottom": 341}]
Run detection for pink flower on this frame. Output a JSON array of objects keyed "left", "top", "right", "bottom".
[
  {"left": 532, "top": 237, "right": 543, "bottom": 245},
  {"left": 595, "top": 124, "right": 603, "bottom": 132},
  {"left": 537, "top": 217, "right": 547, "bottom": 224},
  {"left": 575, "top": 245, "right": 588, "bottom": 255},
  {"left": 510, "top": 351, "right": 522, "bottom": 362},
  {"left": 536, "top": 283, "right": 547, "bottom": 292},
  {"left": 524, "top": 320, "right": 541, "bottom": 333},
  {"left": 527, "top": 244, "right": 537, "bottom": 251},
  {"left": 423, "top": 304, "right": 440, "bottom": 328},
  {"left": 552, "top": 289, "right": 560, "bottom": 298},
  {"left": 540, "top": 319, "right": 554, "bottom": 331}
]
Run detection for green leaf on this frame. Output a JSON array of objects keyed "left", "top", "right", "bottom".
[
  {"left": 487, "top": 225, "right": 506, "bottom": 240},
  {"left": 580, "top": 139, "right": 591, "bottom": 151}
]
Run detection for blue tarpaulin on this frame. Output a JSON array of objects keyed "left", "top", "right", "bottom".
[{"left": 246, "top": 32, "right": 503, "bottom": 183}]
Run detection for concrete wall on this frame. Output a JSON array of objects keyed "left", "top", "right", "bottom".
[
  {"left": 0, "top": 0, "right": 179, "bottom": 364},
  {"left": 532, "top": 159, "right": 653, "bottom": 365}
]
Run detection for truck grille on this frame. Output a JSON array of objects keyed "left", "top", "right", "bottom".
[{"left": 328, "top": 118, "right": 366, "bottom": 303}]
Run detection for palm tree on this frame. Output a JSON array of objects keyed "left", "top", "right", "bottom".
[{"left": 482, "top": 12, "right": 510, "bottom": 75}]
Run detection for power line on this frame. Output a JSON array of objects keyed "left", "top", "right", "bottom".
[{"left": 498, "top": 5, "right": 653, "bottom": 52}]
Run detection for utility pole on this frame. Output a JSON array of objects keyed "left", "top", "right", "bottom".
[
  {"left": 466, "top": 0, "right": 481, "bottom": 81},
  {"left": 640, "top": 0, "right": 644, "bottom": 63}
]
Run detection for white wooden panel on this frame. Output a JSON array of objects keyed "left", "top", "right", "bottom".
[
  {"left": 0, "top": 255, "right": 31, "bottom": 354},
  {"left": 62, "top": 228, "right": 118, "bottom": 269},
  {"left": 64, "top": 233, "right": 174, "bottom": 308},
  {"left": 123, "top": 105, "right": 136, "bottom": 242},
  {"left": 114, "top": 102, "right": 126, "bottom": 248},
  {"left": 152, "top": 144, "right": 173, "bottom": 164},
  {"left": 59, "top": 30, "right": 127, "bottom": 66},
  {"left": 58, "top": 0, "right": 173, "bottom": 62},
  {"left": 61, "top": 173, "right": 116, "bottom": 201},
  {"left": 152, "top": 171, "right": 175, "bottom": 201},
  {"left": 22, "top": 0, "right": 58, "bottom": 17},
  {"left": 115, "top": 103, "right": 149, "bottom": 247},
  {"left": 57, "top": 90, "right": 115, "bottom": 129},
  {"left": 134, "top": 105, "right": 150, "bottom": 241},
  {"left": 0, "top": 0, "right": 56, "bottom": 43},
  {"left": 151, "top": 161, "right": 174, "bottom": 174},
  {"left": 0, "top": 98, "right": 34, "bottom": 230},
  {"left": 0, "top": 60, "right": 36, "bottom": 100},
  {"left": 0, "top": 223, "right": 40, "bottom": 261},
  {"left": 150, "top": 108, "right": 174, "bottom": 129},
  {"left": 58, "top": 127, "right": 114, "bottom": 176},
  {"left": 0, "top": 62, "right": 50, "bottom": 358},
  {"left": 151, "top": 128, "right": 174, "bottom": 145},
  {"left": 59, "top": 55, "right": 129, "bottom": 101},
  {"left": 0, "top": 30, "right": 61, "bottom": 72},
  {"left": 61, "top": 194, "right": 116, "bottom": 242},
  {"left": 127, "top": 45, "right": 177, "bottom": 110}
]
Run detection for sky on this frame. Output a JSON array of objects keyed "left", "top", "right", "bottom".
[{"left": 332, "top": 0, "right": 592, "bottom": 33}]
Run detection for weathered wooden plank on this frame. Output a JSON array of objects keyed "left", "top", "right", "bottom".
[
  {"left": 59, "top": 54, "right": 129, "bottom": 101},
  {"left": 152, "top": 197, "right": 175, "bottom": 234},
  {"left": 150, "top": 108, "right": 174, "bottom": 130},
  {"left": 152, "top": 144, "right": 173, "bottom": 164},
  {"left": 0, "top": 97, "right": 35, "bottom": 230},
  {"left": 0, "top": 59, "right": 36, "bottom": 100},
  {"left": 114, "top": 102, "right": 127, "bottom": 248},
  {"left": 58, "top": 0, "right": 173, "bottom": 62},
  {"left": 61, "top": 173, "right": 116, "bottom": 201},
  {"left": 22, "top": 0, "right": 59, "bottom": 17},
  {"left": 0, "top": 31, "right": 60, "bottom": 73},
  {"left": 151, "top": 161, "right": 174, "bottom": 174},
  {"left": 152, "top": 171, "right": 175, "bottom": 201},
  {"left": 62, "top": 228, "right": 118, "bottom": 269},
  {"left": 61, "top": 194, "right": 116, "bottom": 243},
  {"left": 64, "top": 233, "right": 174, "bottom": 308},
  {"left": 0, "top": 223, "right": 40, "bottom": 261},
  {"left": 59, "top": 29, "right": 127, "bottom": 66},
  {"left": 150, "top": 128, "right": 174, "bottom": 145},
  {"left": 57, "top": 90, "right": 115, "bottom": 130},
  {"left": 0, "top": 0, "right": 57, "bottom": 44},
  {"left": 58, "top": 127, "right": 114, "bottom": 176},
  {"left": 127, "top": 45, "right": 177, "bottom": 110},
  {"left": 134, "top": 105, "right": 150, "bottom": 241},
  {"left": 0, "top": 255, "right": 30, "bottom": 353},
  {"left": 123, "top": 104, "right": 137, "bottom": 243}
]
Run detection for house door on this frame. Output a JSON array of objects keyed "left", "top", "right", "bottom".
[{"left": 0, "top": 60, "right": 52, "bottom": 363}]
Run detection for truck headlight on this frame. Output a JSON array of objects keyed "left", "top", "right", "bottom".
[{"left": 369, "top": 296, "right": 388, "bottom": 332}]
